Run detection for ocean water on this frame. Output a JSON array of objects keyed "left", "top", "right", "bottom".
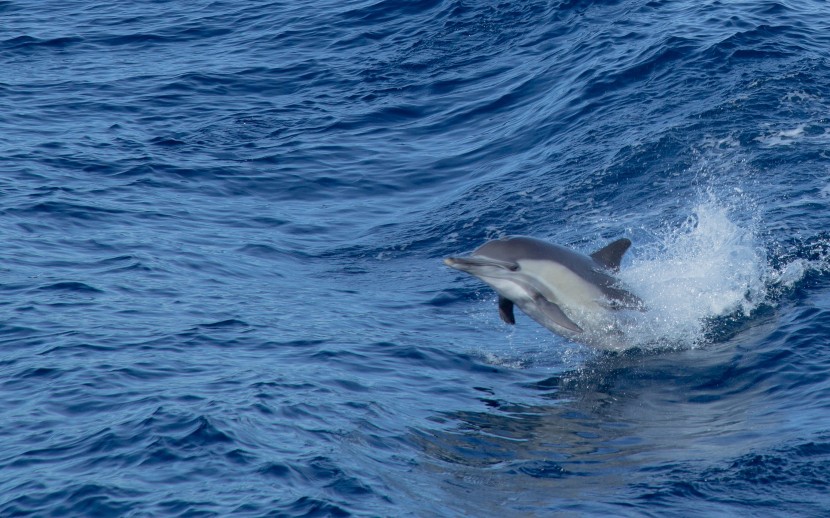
[{"left": 2, "top": 0, "right": 830, "bottom": 516}]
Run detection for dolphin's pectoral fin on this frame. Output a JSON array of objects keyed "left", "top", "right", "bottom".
[
  {"left": 590, "top": 238, "right": 631, "bottom": 272},
  {"left": 498, "top": 296, "right": 516, "bottom": 325},
  {"left": 534, "top": 296, "right": 583, "bottom": 333}
]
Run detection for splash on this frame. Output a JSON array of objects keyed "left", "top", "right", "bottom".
[
  {"left": 467, "top": 196, "right": 825, "bottom": 355},
  {"left": 616, "top": 199, "right": 769, "bottom": 349}
]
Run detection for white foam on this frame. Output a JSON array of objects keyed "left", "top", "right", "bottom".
[
  {"left": 616, "top": 199, "right": 769, "bottom": 349},
  {"left": 768, "top": 258, "right": 808, "bottom": 289},
  {"left": 754, "top": 124, "right": 806, "bottom": 146}
]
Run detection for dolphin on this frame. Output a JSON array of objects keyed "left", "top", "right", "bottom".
[{"left": 444, "top": 236, "right": 643, "bottom": 342}]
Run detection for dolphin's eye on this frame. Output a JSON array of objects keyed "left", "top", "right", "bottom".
[{"left": 508, "top": 264, "right": 519, "bottom": 271}]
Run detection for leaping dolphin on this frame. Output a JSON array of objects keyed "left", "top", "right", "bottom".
[{"left": 444, "top": 236, "right": 643, "bottom": 343}]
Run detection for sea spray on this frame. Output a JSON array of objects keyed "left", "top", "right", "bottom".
[{"left": 618, "top": 199, "right": 768, "bottom": 349}]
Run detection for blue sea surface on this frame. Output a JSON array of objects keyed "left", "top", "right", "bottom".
[{"left": 2, "top": 0, "right": 830, "bottom": 516}]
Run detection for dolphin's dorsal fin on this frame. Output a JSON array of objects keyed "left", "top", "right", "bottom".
[
  {"left": 590, "top": 238, "right": 632, "bottom": 272},
  {"left": 498, "top": 296, "right": 516, "bottom": 325}
]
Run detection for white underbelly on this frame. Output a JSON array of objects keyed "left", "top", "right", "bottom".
[{"left": 518, "top": 259, "right": 605, "bottom": 312}]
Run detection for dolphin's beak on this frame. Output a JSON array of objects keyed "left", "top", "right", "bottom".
[
  {"left": 443, "top": 257, "right": 463, "bottom": 269},
  {"left": 444, "top": 256, "right": 518, "bottom": 272}
]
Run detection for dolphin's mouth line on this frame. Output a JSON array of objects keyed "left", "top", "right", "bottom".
[{"left": 444, "top": 256, "right": 518, "bottom": 271}]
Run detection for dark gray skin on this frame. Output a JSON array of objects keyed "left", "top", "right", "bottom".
[{"left": 444, "top": 236, "right": 643, "bottom": 337}]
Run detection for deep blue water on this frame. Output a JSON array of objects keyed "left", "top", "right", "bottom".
[{"left": 2, "top": 0, "right": 830, "bottom": 516}]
